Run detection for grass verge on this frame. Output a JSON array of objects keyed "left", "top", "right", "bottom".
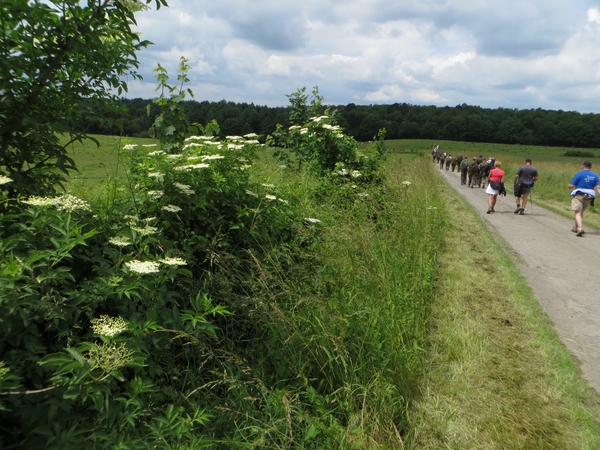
[{"left": 406, "top": 163, "right": 600, "bottom": 449}]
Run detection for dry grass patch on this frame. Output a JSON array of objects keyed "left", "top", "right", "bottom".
[{"left": 406, "top": 170, "right": 600, "bottom": 449}]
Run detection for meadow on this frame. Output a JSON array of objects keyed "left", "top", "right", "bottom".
[{"left": 45, "top": 135, "right": 600, "bottom": 448}]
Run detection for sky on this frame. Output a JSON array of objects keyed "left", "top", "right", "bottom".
[{"left": 127, "top": 0, "right": 600, "bottom": 113}]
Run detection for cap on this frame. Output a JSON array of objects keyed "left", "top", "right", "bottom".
[{"left": 583, "top": 161, "right": 592, "bottom": 167}]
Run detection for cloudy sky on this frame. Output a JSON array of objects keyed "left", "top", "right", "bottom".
[{"left": 128, "top": 0, "right": 600, "bottom": 113}]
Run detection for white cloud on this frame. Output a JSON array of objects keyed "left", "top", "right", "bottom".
[{"left": 124, "top": 0, "right": 600, "bottom": 113}]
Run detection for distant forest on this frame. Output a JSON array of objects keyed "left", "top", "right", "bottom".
[{"left": 82, "top": 98, "right": 600, "bottom": 149}]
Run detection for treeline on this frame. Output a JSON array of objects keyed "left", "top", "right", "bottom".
[{"left": 83, "top": 98, "right": 600, "bottom": 148}]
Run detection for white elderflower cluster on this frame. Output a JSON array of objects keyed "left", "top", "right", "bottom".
[
  {"left": 226, "top": 135, "right": 244, "bottom": 141},
  {"left": 148, "top": 172, "right": 164, "bottom": 182},
  {"left": 0, "top": 175, "right": 13, "bottom": 186},
  {"left": 122, "top": 144, "right": 138, "bottom": 150},
  {"left": 174, "top": 163, "right": 210, "bottom": 171},
  {"left": 185, "top": 135, "right": 214, "bottom": 141},
  {"left": 227, "top": 143, "right": 243, "bottom": 150},
  {"left": 108, "top": 236, "right": 132, "bottom": 247},
  {"left": 91, "top": 315, "right": 128, "bottom": 337},
  {"left": 245, "top": 190, "right": 258, "bottom": 198},
  {"left": 278, "top": 198, "right": 289, "bottom": 204},
  {"left": 166, "top": 154, "right": 183, "bottom": 160},
  {"left": 56, "top": 194, "right": 92, "bottom": 212},
  {"left": 147, "top": 190, "right": 164, "bottom": 200},
  {"left": 159, "top": 257, "right": 187, "bottom": 266},
  {"left": 338, "top": 168, "right": 348, "bottom": 176},
  {"left": 202, "top": 154, "right": 224, "bottom": 161},
  {"left": 304, "top": 217, "right": 321, "bottom": 224},
  {"left": 262, "top": 183, "right": 275, "bottom": 188},
  {"left": 244, "top": 133, "right": 258, "bottom": 138},
  {"left": 245, "top": 140, "right": 260, "bottom": 144},
  {"left": 289, "top": 125, "right": 301, "bottom": 131},
  {"left": 162, "top": 204, "right": 182, "bottom": 213},
  {"left": 357, "top": 193, "right": 369, "bottom": 197},
  {"left": 147, "top": 150, "right": 165, "bottom": 156},
  {"left": 173, "top": 182, "right": 195, "bottom": 195},
  {"left": 131, "top": 225, "right": 158, "bottom": 236},
  {"left": 125, "top": 259, "right": 160, "bottom": 274},
  {"left": 265, "top": 195, "right": 276, "bottom": 201},
  {"left": 22, "top": 196, "right": 60, "bottom": 207},
  {"left": 142, "top": 144, "right": 157, "bottom": 148},
  {"left": 402, "top": 181, "right": 412, "bottom": 186},
  {"left": 351, "top": 171, "right": 362, "bottom": 178},
  {"left": 311, "top": 115, "right": 329, "bottom": 122},
  {"left": 87, "top": 342, "right": 134, "bottom": 372}
]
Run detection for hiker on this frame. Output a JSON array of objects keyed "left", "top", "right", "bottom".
[
  {"left": 460, "top": 156, "right": 470, "bottom": 185},
  {"left": 514, "top": 158, "right": 539, "bottom": 215},
  {"left": 568, "top": 161, "right": 600, "bottom": 237},
  {"left": 486, "top": 161, "right": 505, "bottom": 214},
  {"left": 445, "top": 154, "right": 452, "bottom": 170},
  {"left": 469, "top": 157, "right": 481, "bottom": 188}
]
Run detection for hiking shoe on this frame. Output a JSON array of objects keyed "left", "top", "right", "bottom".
[
  {"left": 514, "top": 205, "right": 521, "bottom": 214},
  {"left": 519, "top": 209, "right": 525, "bottom": 215},
  {"left": 576, "top": 228, "right": 585, "bottom": 237},
  {"left": 486, "top": 208, "right": 492, "bottom": 214},
  {"left": 572, "top": 225, "right": 578, "bottom": 233},
  {"left": 491, "top": 207, "right": 495, "bottom": 212}
]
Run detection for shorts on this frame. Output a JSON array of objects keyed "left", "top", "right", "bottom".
[
  {"left": 571, "top": 193, "right": 593, "bottom": 212},
  {"left": 520, "top": 186, "right": 532, "bottom": 196}
]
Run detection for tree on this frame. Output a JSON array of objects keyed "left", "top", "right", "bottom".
[{"left": 0, "top": 0, "right": 168, "bottom": 196}]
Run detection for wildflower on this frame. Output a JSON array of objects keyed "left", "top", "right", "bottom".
[
  {"left": 239, "top": 165, "right": 252, "bottom": 170},
  {"left": 402, "top": 181, "right": 411, "bottom": 186},
  {"left": 338, "top": 168, "right": 348, "bottom": 176},
  {"left": 182, "top": 143, "right": 203, "bottom": 151},
  {"left": 289, "top": 125, "right": 301, "bottom": 130},
  {"left": 227, "top": 144, "right": 244, "bottom": 150},
  {"left": 148, "top": 150, "right": 165, "bottom": 156},
  {"left": 351, "top": 171, "right": 362, "bottom": 178},
  {"left": 162, "top": 204, "right": 182, "bottom": 213},
  {"left": 147, "top": 190, "right": 164, "bottom": 200},
  {"left": 131, "top": 225, "right": 158, "bottom": 236},
  {"left": 0, "top": 175, "right": 13, "bottom": 186},
  {"left": 123, "top": 144, "right": 138, "bottom": 150},
  {"left": 201, "top": 155, "right": 225, "bottom": 161},
  {"left": 357, "top": 193, "right": 369, "bottom": 197},
  {"left": 226, "top": 135, "right": 243, "bottom": 141},
  {"left": 245, "top": 190, "right": 258, "bottom": 197},
  {"left": 22, "top": 196, "right": 60, "bottom": 207},
  {"left": 87, "top": 342, "right": 134, "bottom": 371},
  {"left": 166, "top": 154, "right": 183, "bottom": 159},
  {"left": 91, "top": 315, "right": 128, "bottom": 337},
  {"left": 143, "top": 217, "right": 156, "bottom": 223},
  {"left": 244, "top": 133, "right": 258, "bottom": 138},
  {"left": 304, "top": 217, "right": 321, "bottom": 224},
  {"left": 108, "top": 236, "right": 132, "bottom": 247},
  {"left": 262, "top": 183, "right": 276, "bottom": 188},
  {"left": 174, "top": 163, "right": 210, "bottom": 171},
  {"left": 173, "top": 182, "right": 195, "bottom": 195},
  {"left": 351, "top": 185, "right": 358, "bottom": 189},
  {"left": 278, "top": 198, "right": 289, "bottom": 204},
  {"left": 148, "top": 172, "right": 165, "bottom": 182},
  {"left": 265, "top": 195, "right": 277, "bottom": 201},
  {"left": 278, "top": 165, "right": 287, "bottom": 169},
  {"left": 300, "top": 128, "right": 308, "bottom": 134},
  {"left": 185, "top": 135, "right": 214, "bottom": 141},
  {"left": 244, "top": 140, "right": 260, "bottom": 144},
  {"left": 123, "top": 214, "right": 139, "bottom": 223},
  {"left": 142, "top": 144, "right": 158, "bottom": 147},
  {"left": 159, "top": 257, "right": 187, "bottom": 266},
  {"left": 125, "top": 259, "right": 160, "bottom": 274}
]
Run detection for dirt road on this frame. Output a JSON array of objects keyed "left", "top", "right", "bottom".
[{"left": 437, "top": 165, "right": 600, "bottom": 393}]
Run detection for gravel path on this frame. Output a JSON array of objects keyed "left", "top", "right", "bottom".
[{"left": 438, "top": 165, "right": 600, "bottom": 393}]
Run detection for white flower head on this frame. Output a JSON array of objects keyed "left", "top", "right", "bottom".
[
  {"left": 244, "top": 133, "right": 258, "bottom": 138},
  {"left": 147, "top": 190, "right": 164, "bottom": 200},
  {"left": 245, "top": 190, "right": 258, "bottom": 198},
  {"left": 351, "top": 171, "right": 362, "bottom": 178},
  {"left": 131, "top": 225, "right": 158, "bottom": 236},
  {"left": 265, "top": 195, "right": 277, "bottom": 201},
  {"left": 0, "top": 175, "right": 13, "bottom": 186},
  {"left": 304, "top": 217, "right": 321, "bottom": 224},
  {"left": 162, "top": 204, "right": 182, "bottom": 213},
  {"left": 148, "top": 150, "right": 165, "bottom": 156},
  {"left": 142, "top": 144, "right": 158, "bottom": 148},
  {"left": 402, "top": 181, "right": 411, "bottom": 186},
  {"left": 159, "top": 257, "right": 187, "bottom": 266},
  {"left": 201, "top": 155, "right": 225, "bottom": 161},
  {"left": 262, "top": 183, "right": 276, "bottom": 189},
  {"left": 122, "top": 144, "right": 138, "bottom": 150},
  {"left": 108, "top": 236, "right": 132, "bottom": 247},
  {"left": 357, "top": 193, "right": 369, "bottom": 197},
  {"left": 91, "top": 315, "right": 128, "bottom": 337},
  {"left": 125, "top": 260, "right": 160, "bottom": 274}
]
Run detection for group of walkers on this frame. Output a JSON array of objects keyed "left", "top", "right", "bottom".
[{"left": 431, "top": 145, "right": 600, "bottom": 237}]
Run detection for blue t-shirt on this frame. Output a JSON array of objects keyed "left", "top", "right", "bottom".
[{"left": 570, "top": 169, "right": 600, "bottom": 197}]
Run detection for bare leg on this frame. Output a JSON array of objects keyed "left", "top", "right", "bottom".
[{"left": 521, "top": 193, "right": 529, "bottom": 209}]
